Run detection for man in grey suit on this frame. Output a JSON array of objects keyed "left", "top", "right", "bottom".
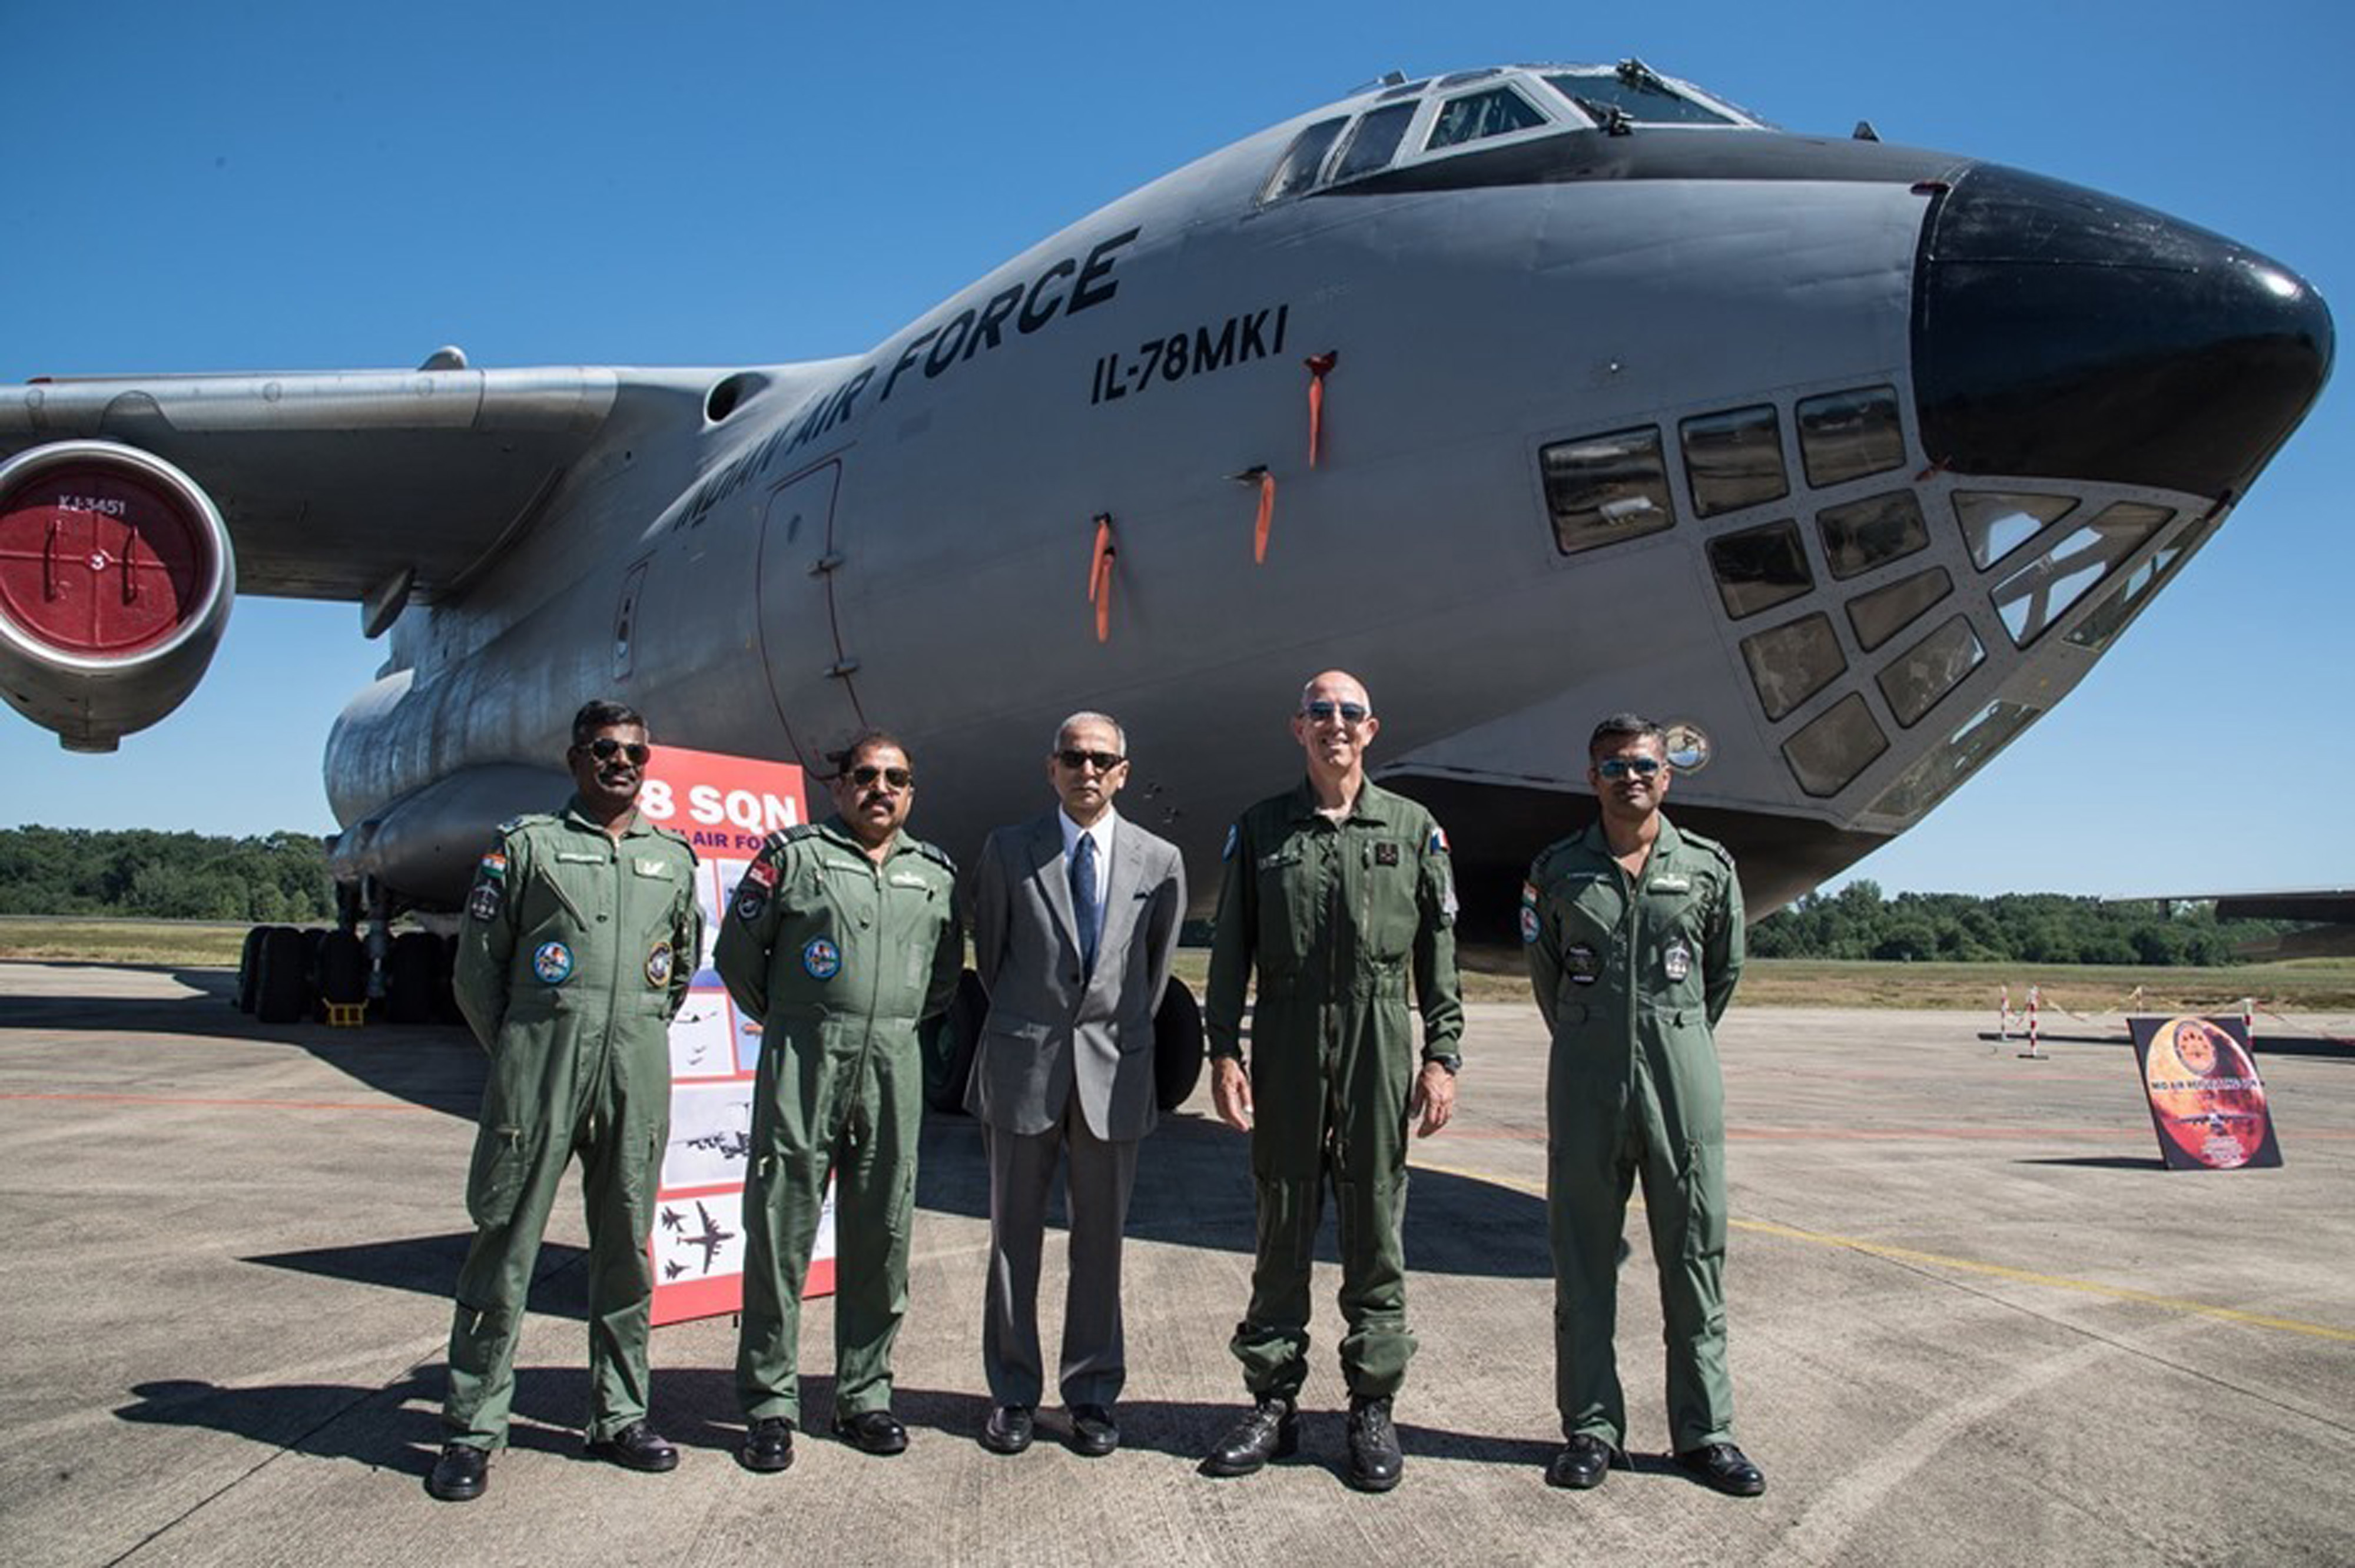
[{"left": 966, "top": 711, "right": 1188, "bottom": 1458}]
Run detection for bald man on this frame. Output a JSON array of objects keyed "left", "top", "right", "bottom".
[{"left": 1199, "top": 671, "right": 1464, "bottom": 1492}]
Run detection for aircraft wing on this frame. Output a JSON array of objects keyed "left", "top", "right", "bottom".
[
  {"left": 0, "top": 363, "right": 716, "bottom": 599},
  {"left": 2125, "top": 889, "right": 2355, "bottom": 924}
]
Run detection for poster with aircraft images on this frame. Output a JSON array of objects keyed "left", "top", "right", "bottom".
[
  {"left": 2127, "top": 1015, "right": 2284, "bottom": 1172},
  {"left": 637, "top": 745, "right": 838, "bottom": 1325}
]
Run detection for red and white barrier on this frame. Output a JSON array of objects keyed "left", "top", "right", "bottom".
[{"left": 2018, "top": 984, "right": 2045, "bottom": 1059}]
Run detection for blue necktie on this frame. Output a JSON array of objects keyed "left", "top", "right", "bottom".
[{"left": 1072, "top": 831, "right": 1100, "bottom": 977}]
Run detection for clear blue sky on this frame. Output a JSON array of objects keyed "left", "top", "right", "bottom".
[{"left": 6, "top": 1, "right": 2349, "bottom": 897}]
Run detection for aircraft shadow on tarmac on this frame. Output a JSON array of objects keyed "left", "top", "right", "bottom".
[
  {"left": 917, "top": 1110, "right": 1553, "bottom": 1279},
  {"left": 246, "top": 1234, "right": 593, "bottom": 1321},
  {"left": 115, "top": 1365, "right": 1563, "bottom": 1483},
  {"left": 3, "top": 964, "right": 488, "bottom": 1115},
  {"left": 240, "top": 1117, "right": 1548, "bottom": 1351}
]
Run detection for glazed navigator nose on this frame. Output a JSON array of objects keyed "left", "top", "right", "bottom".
[{"left": 1910, "top": 164, "right": 2333, "bottom": 500}]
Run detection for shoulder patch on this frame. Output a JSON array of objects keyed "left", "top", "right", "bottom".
[
  {"left": 1676, "top": 825, "right": 1738, "bottom": 870},
  {"left": 1427, "top": 824, "right": 1451, "bottom": 856}
]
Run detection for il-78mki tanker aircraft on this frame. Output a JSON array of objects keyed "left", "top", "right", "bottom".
[{"left": 0, "top": 61, "right": 2333, "bottom": 960}]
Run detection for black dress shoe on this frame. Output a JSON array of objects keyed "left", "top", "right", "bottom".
[
  {"left": 427, "top": 1442, "right": 489, "bottom": 1502},
  {"left": 1675, "top": 1441, "right": 1766, "bottom": 1497},
  {"left": 981, "top": 1404, "right": 1034, "bottom": 1455},
  {"left": 1345, "top": 1395, "right": 1403, "bottom": 1492},
  {"left": 1201, "top": 1397, "right": 1298, "bottom": 1478},
  {"left": 586, "top": 1420, "right": 679, "bottom": 1473},
  {"left": 739, "top": 1416, "right": 796, "bottom": 1474},
  {"left": 1545, "top": 1433, "right": 1622, "bottom": 1490},
  {"left": 1067, "top": 1404, "right": 1119, "bottom": 1458},
  {"left": 832, "top": 1409, "right": 910, "bottom": 1456}
]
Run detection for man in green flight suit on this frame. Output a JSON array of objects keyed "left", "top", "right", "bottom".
[
  {"left": 1523, "top": 712, "right": 1764, "bottom": 1498},
  {"left": 1200, "top": 670, "right": 1464, "bottom": 1493},
  {"left": 429, "top": 700, "right": 704, "bottom": 1504},
  {"left": 719, "top": 730, "right": 964, "bottom": 1474}
]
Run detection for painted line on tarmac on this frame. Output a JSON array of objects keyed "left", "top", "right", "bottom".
[
  {"left": 0, "top": 1091, "right": 436, "bottom": 1113},
  {"left": 1407, "top": 1154, "right": 2355, "bottom": 1345}
]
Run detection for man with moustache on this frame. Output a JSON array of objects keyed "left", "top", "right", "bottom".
[
  {"left": 1523, "top": 713, "right": 1760, "bottom": 1497},
  {"left": 966, "top": 712, "right": 1187, "bottom": 1458},
  {"left": 718, "top": 731, "right": 964, "bottom": 1474},
  {"left": 429, "top": 700, "right": 704, "bottom": 1503},
  {"left": 1200, "top": 671, "right": 1464, "bottom": 1493}
]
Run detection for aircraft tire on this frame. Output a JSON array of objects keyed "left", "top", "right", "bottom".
[
  {"left": 1152, "top": 977, "right": 1206, "bottom": 1113},
  {"left": 316, "top": 929, "right": 367, "bottom": 1015},
  {"left": 384, "top": 930, "right": 440, "bottom": 1025},
  {"left": 922, "top": 968, "right": 989, "bottom": 1115},
  {"left": 253, "top": 926, "right": 311, "bottom": 1024},
  {"left": 234, "top": 925, "right": 267, "bottom": 1012}
]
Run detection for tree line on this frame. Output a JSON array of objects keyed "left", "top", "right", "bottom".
[
  {"left": 1749, "top": 881, "right": 2296, "bottom": 966},
  {"left": 0, "top": 826, "right": 334, "bottom": 924},
  {"left": 0, "top": 827, "right": 2305, "bottom": 966}
]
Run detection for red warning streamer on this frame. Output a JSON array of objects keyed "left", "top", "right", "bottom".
[
  {"left": 1303, "top": 352, "right": 1337, "bottom": 468},
  {"left": 1253, "top": 469, "right": 1277, "bottom": 563},
  {"left": 1086, "top": 513, "right": 1115, "bottom": 643}
]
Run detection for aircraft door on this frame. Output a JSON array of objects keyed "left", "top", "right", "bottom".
[{"left": 755, "top": 461, "right": 865, "bottom": 776}]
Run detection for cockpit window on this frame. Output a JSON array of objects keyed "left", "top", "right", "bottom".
[
  {"left": 1544, "top": 71, "right": 1732, "bottom": 127},
  {"left": 1259, "top": 118, "right": 1347, "bottom": 205},
  {"left": 1330, "top": 103, "right": 1418, "bottom": 184},
  {"left": 1427, "top": 86, "right": 1547, "bottom": 151},
  {"left": 1540, "top": 426, "right": 1675, "bottom": 555}
]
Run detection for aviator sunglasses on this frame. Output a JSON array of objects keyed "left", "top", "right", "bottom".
[
  {"left": 1595, "top": 756, "right": 1664, "bottom": 780},
  {"left": 580, "top": 738, "right": 651, "bottom": 765},
  {"left": 849, "top": 764, "right": 915, "bottom": 790},
  {"left": 1301, "top": 700, "right": 1371, "bottom": 725},
  {"left": 1057, "top": 748, "right": 1126, "bottom": 772}
]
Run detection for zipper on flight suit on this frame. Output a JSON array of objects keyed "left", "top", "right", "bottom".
[
  {"left": 845, "top": 844, "right": 888, "bottom": 1151},
  {"left": 589, "top": 829, "right": 626, "bottom": 1145}
]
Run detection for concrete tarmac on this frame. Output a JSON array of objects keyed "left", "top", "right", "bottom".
[{"left": 2, "top": 962, "right": 2350, "bottom": 1566}]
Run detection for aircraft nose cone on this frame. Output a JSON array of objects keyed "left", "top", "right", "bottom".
[{"left": 1912, "top": 164, "right": 2333, "bottom": 499}]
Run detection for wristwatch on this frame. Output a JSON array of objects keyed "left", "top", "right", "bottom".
[{"left": 1423, "top": 1053, "right": 1461, "bottom": 1077}]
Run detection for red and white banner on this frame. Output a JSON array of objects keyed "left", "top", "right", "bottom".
[{"left": 636, "top": 745, "right": 835, "bottom": 1325}]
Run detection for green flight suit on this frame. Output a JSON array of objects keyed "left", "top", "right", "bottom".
[
  {"left": 1204, "top": 779, "right": 1463, "bottom": 1401},
  {"left": 442, "top": 799, "right": 701, "bottom": 1450},
  {"left": 716, "top": 817, "right": 963, "bottom": 1424},
  {"left": 1524, "top": 815, "right": 1744, "bottom": 1452}
]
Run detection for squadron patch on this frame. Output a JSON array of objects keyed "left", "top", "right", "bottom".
[
  {"left": 1567, "top": 943, "right": 1599, "bottom": 984},
  {"left": 801, "top": 937, "right": 841, "bottom": 980},
  {"left": 734, "top": 858, "right": 777, "bottom": 922},
  {"left": 646, "top": 942, "right": 674, "bottom": 989},
  {"left": 467, "top": 881, "right": 503, "bottom": 922},
  {"left": 533, "top": 941, "right": 575, "bottom": 984},
  {"left": 1519, "top": 904, "right": 1541, "bottom": 946},
  {"left": 1375, "top": 841, "right": 1400, "bottom": 867},
  {"left": 1663, "top": 939, "right": 1693, "bottom": 983}
]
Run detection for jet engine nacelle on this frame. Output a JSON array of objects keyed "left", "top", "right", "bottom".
[{"left": 0, "top": 440, "right": 235, "bottom": 751}]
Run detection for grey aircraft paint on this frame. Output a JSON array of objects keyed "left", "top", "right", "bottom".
[{"left": 0, "top": 61, "right": 2332, "bottom": 934}]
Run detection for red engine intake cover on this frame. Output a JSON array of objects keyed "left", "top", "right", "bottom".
[{"left": 0, "top": 456, "right": 213, "bottom": 658}]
